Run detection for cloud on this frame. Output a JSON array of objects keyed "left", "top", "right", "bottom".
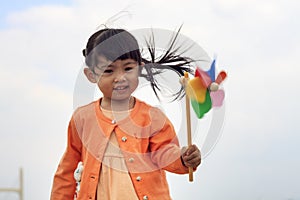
[{"left": 6, "top": 5, "right": 74, "bottom": 27}]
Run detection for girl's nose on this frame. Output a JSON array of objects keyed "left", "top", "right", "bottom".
[{"left": 114, "top": 70, "right": 126, "bottom": 83}]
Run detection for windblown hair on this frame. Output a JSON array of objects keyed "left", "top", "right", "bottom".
[{"left": 82, "top": 26, "right": 195, "bottom": 101}]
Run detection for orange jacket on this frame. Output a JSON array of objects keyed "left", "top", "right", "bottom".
[{"left": 50, "top": 98, "right": 190, "bottom": 200}]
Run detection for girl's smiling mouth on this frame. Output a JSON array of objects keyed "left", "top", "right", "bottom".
[{"left": 113, "top": 85, "right": 129, "bottom": 90}]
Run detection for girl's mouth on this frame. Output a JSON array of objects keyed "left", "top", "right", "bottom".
[{"left": 113, "top": 85, "right": 129, "bottom": 91}]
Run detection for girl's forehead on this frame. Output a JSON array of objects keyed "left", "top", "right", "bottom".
[
  {"left": 97, "top": 56, "right": 112, "bottom": 67},
  {"left": 96, "top": 56, "right": 137, "bottom": 68}
]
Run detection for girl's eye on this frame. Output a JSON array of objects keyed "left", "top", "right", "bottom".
[
  {"left": 103, "top": 69, "right": 113, "bottom": 73},
  {"left": 125, "top": 67, "right": 133, "bottom": 72}
]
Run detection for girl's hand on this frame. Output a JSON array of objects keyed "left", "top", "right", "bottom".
[{"left": 181, "top": 144, "right": 201, "bottom": 168}]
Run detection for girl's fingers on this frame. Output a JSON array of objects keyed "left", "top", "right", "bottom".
[{"left": 182, "top": 145, "right": 201, "bottom": 167}]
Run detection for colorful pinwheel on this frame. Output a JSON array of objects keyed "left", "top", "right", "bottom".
[
  {"left": 185, "top": 59, "right": 227, "bottom": 118},
  {"left": 181, "top": 59, "right": 227, "bottom": 182}
]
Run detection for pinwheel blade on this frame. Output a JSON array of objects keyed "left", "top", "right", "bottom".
[
  {"left": 215, "top": 71, "right": 227, "bottom": 85},
  {"left": 206, "top": 59, "right": 216, "bottom": 81},
  {"left": 195, "top": 67, "right": 212, "bottom": 88},
  {"left": 187, "top": 77, "right": 207, "bottom": 103},
  {"left": 191, "top": 90, "right": 212, "bottom": 118},
  {"left": 210, "top": 89, "right": 225, "bottom": 107}
]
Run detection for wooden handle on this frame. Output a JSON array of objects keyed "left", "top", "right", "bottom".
[{"left": 184, "top": 72, "right": 193, "bottom": 182}]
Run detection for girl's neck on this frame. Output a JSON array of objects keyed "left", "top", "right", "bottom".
[{"left": 100, "top": 96, "right": 135, "bottom": 111}]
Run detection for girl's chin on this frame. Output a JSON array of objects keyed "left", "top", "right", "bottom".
[
  {"left": 108, "top": 95, "right": 132, "bottom": 102},
  {"left": 110, "top": 89, "right": 132, "bottom": 99}
]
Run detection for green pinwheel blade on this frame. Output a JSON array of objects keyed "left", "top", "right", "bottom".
[{"left": 191, "top": 90, "right": 212, "bottom": 119}]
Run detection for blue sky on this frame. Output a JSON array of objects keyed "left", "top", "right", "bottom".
[{"left": 0, "top": 0, "right": 300, "bottom": 200}]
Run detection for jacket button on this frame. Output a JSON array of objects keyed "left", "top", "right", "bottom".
[
  {"left": 121, "top": 136, "right": 127, "bottom": 142},
  {"left": 111, "top": 119, "right": 116, "bottom": 124},
  {"left": 136, "top": 176, "right": 142, "bottom": 181},
  {"left": 143, "top": 195, "right": 148, "bottom": 200},
  {"left": 128, "top": 158, "right": 134, "bottom": 163}
]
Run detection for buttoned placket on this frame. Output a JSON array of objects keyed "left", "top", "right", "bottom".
[{"left": 106, "top": 115, "right": 148, "bottom": 200}]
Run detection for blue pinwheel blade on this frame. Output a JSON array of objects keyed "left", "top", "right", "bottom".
[{"left": 206, "top": 59, "right": 216, "bottom": 82}]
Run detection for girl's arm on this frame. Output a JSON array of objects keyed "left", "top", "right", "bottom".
[
  {"left": 149, "top": 108, "right": 191, "bottom": 174},
  {"left": 50, "top": 117, "right": 82, "bottom": 200}
]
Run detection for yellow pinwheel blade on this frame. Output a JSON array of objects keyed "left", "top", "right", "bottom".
[{"left": 186, "top": 77, "right": 207, "bottom": 103}]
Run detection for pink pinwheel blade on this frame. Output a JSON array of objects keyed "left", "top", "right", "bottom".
[
  {"left": 195, "top": 67, "right": 212, "bottom": 88},
  {"left": 210, "top": 90, "right": 225, "bottom": 107}
]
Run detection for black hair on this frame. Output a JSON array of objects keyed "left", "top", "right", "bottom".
[
  {"left": 83, "top": 27, "right": 195, "bottom": 101},
  {"left": 83, "top": 28, "right": 142, "bottom": 71}
]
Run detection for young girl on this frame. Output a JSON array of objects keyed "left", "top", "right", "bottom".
[{"left": 50, "top": 28, "right": 201, "bottom": 200}]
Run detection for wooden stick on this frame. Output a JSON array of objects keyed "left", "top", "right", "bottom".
[{"left": 184, "top": 72, "right": 193, "bottom": 182}]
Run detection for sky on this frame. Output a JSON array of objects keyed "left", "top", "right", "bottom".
[{"left": 0, "top": 0, "right": 300, "bottom": 199}]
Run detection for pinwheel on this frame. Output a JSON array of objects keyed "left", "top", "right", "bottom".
[
  {"left": 186, "top": 59, "right": 227, "bottom": 118},
  {"left": 181, "top": 59, "right": 227, "bottom": 181}
]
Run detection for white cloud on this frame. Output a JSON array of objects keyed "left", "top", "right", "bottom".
[{"left": 7, "top": 5, "right": 74, "bottom": 27}]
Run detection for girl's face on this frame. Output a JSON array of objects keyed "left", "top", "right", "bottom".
[{"left": 92, "top": 56, "right": 140, "bottom": 102}]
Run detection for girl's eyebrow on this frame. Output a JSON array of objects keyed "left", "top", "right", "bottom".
[
  {"left": 124, "top": 61, "right": 137, "bottom": 66},
  {"left": 96, "top": 62, "right": 113, "bottom": 69},
  {"left": 96, "top": 60, "right": 137, "bottom": 69}
]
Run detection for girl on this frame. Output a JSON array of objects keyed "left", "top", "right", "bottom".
[{"left": 50, "top": 28, "right": 201, "bottom": 200}]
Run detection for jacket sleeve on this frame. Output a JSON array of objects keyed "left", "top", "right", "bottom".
[
  {"left": 149, "top": 108, "right": 189, "bottom": 174},
  {"left": 50, "top": 116, "right": 82, "bottom": 200}
]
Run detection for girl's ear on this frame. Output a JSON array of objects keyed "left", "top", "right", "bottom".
[
  {"left": 139, "top": 62, "right": 145, "bottom": 75},
  {"left": 84, "top": 68, "right": 97, "bottom": 83}
]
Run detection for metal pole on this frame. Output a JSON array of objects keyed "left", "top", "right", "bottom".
[
  {"left": 19, "top": 168, "right": 23, "bottom": 200},
  {"left": 0, "top": 167, "right": 23, "bottom": 200}
]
